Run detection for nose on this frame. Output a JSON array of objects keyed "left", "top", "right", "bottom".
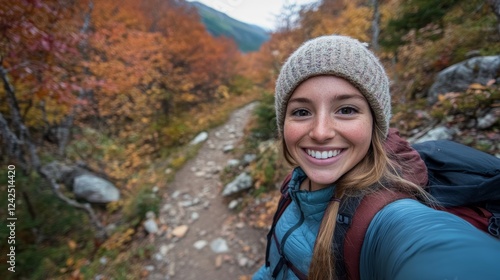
[{"left": 309, "top": 112, "right": 335, "bottom": 142}]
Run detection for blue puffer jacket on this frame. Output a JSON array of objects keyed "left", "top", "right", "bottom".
[
  {"left": 253, "top": 167, "right": 500, "bottom": 280},
  {"left": 254, "top": 167, "right": 334, "bottom": 279}
]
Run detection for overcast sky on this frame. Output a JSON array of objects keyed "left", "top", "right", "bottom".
[{"left": 186, "top": 0, "right": 319, "bottom": 31}]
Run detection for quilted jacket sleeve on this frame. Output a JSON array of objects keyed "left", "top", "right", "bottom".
[
  {"left": 252, "top": 264, "right": 272, "bottom": 280},
  {"left": 360, "top": 199, "right": 500, "bottom": 280}
]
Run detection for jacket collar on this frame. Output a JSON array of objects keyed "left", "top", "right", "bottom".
[{"left": 288, "top": 167, "right": 335, "bottom": 218}]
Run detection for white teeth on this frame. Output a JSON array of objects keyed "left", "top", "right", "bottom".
[{"left": 307, "top": 149, "right": 341, "bottom": 159}]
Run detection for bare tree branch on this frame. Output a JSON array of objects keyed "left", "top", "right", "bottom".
[{"left": 56, "top": 1, "right": 94, "bottom": 156}]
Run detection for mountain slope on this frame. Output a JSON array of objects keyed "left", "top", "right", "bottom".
[{"left": 189, "top": 1, "right": 270, "bottom": 53}]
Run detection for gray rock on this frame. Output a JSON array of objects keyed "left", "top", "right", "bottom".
[
  {"left": 228, "top": 199, "right": 239, "bottom": 210},
  {"left": 428, "top": 55, "right": 500, "bottom": 103},
  {"left": 193, "top": 240, "right": 208, "bottom": 250},
  {"left": 210, "top": 238, "right": 229, "bottom": 253},
  {"left": 144, "top": 219, "right": 158, "bottom": 234},
  {"left": 222, "top": 144, "right": 234, "bottom": 153},
  {"left": 73, "top": 174, "right": 120, "bottom": 203},
  {"left": 243, "top": 154, "right": 257, "bottom": 165},
  {"left": 477, "top": 110, "right": 499, "bottom": 129},
  {"left": 222, "top": 172, "right": 253, "bottom": 196},
  {"left": 227, "top": 159, "right": 240, "bottom": 167},
  {"left": 190, "top": 212, "right": 200, "bottom": 221},
  {"left": 412, "top": 126, "right": 457, "bottom": 143},
  {"left": 190, "top": 131, "right": 208, "bottom": 145}
]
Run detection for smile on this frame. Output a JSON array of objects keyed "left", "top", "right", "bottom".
[{"left": 306, "top": 149, "right": 341, "bottom": 159}]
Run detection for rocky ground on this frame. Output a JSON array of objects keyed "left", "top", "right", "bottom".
[{"left": 145, "top": 102, "right": 268, "bottom": 280}]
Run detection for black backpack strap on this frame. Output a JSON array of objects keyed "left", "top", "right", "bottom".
[
  {"left": 265, "top": 173, "right": 293, "bottom": 267},
  {"left": 487, "top": 204, "right": 500, "bottom": 238},
  {"left": 333, "top": 196, "right": 362, "bottom": 280},
  {"left": 265, "top": 172, "right": 308, "bottom": 279},
  {"left": 271, "top": 219, "right": 308, "bottom": 280}
]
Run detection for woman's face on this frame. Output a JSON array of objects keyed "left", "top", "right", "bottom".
[{"left": 284, "top": 76, "right": 373, "bottom": 190}]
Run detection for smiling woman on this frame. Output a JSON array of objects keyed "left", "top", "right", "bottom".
[
  {"left": 252, "top": 35, "right": 500, "bottom": 280},
  {"left": 284, "top": 76, "right": 373, "bottom": 190}
]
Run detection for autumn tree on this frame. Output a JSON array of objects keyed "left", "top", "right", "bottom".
[{"left": 0, "top": 0, "right": 108, "bottom": 239}]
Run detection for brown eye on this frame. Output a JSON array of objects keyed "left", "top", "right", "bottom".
[
  {"left": 292, "top": 109, "right": 310, "bottom": 117},
  {"left": 338, "top": 107, "right": 358, "bottom": 115}
]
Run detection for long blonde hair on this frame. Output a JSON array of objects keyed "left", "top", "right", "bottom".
[{"left": 281, "top": 124, "right": 431, "bottom": 280}]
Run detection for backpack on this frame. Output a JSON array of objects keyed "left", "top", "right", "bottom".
[{"left": 264, "top": 140, "right": 500, "bottom": 280}]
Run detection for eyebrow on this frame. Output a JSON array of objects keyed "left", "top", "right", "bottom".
[{"left": 288, "top": 93, "right": 366, "bottom": 104}]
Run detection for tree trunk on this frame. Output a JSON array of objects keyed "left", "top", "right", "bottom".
[
  {"left": 57, "top": 1, "right": 94, "bottom": 156},
  {"left": 488, "top": 0, "right": 500, "bottom": 36},
  {"left": 371, "top": 0, "right": 381, "bottom": 51}
]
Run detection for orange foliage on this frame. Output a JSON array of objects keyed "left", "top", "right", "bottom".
[
  {"left": 1, "top": 0, "right": 242, "bottom": 181},
  {"left": 244, "top": 0, "right": 375, "bottom": 93}
]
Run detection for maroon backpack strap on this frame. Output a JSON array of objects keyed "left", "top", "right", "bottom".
[{"left": 343, "top": 189, "right": 411, "bottom": 280}]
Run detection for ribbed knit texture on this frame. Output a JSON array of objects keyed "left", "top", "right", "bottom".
[{"left": 275, "top": 35, "right": 391, "bottom": 138}]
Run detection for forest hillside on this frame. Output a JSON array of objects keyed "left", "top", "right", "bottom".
[
  {"left": 0, "top": 0, "right": 498, "bottom": 279},
  {"left": 189, "top": 1, "right": 270, "bottom": 52}
]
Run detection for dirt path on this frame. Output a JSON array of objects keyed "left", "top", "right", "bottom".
[{"left": 147, "top": 102, "right": 267, "bottom": 280}]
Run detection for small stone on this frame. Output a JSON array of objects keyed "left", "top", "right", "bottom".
[
  {"left": 160, "top": 244, "right": 169, "bottom": 256},
  {"left": 235, "top": 222, "right": 245, "bottom": 229},
  {"left": 215, "top": 255, "right": 223, "bottom": 268},
  {"left": 154, "top": 253, "right": 163, "bottom": 261},
  {"left": 238, "top": 256, "right": 249, "bottom": 267},
  {"left": 171, "top": 191, "right": 181, "bottom": 199},
  {"left": 222, "top": 144, "right": 234, "bottom": 153},
  {"left": 243, "top": 154, "right": 257, "bottom": 164},
  {"left": 172, "top": 225, "right": 189, "bottom": 238},
  {"left": 190, "top": 212, "right": 200, "bottom": 221},
  {"left": 190, "top": 131, "right": 208, "bottom": 145},
  {"left": 168, "top": 262, "right": 175, "bottom": 276},
  {"left": 227, "top": 159, "right": 240, "bottom": 167},
  {"left": 193, "top": 240, "right": 208, "bottom": 250},
  {"left": 228, "top": 200, "right": 239, "bottom": 210},
  {"left": 145, "top": 211, "right": 156, "bottom": 219},
  {"left": 210, "top": 238, "right": 229, "bottom": 253},
  {"left": 144, "top": 219, "right": 158, "bottom": 234},
  {"left": 144, "top": 265, "right": 155, "bottom": 271}
]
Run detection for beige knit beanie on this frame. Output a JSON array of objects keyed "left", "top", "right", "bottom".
[{"left": 275, "top": 35, "right": 391, "bottom": 138}]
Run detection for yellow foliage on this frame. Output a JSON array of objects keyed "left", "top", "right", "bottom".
[
  {"left": 67, "top": 239, "right": 78, "bottom": 251},
  {"left": 307, "top": 1, "right": 371, "bottom": 41},
  {"left": 101, "top": 228, "right": 135, "bottom": 251},
  {"left": 170, "top": 155, "right": 187, "bottom": 169},
  {"left": 469, "top": 83, "right": 487, "bottom": 90}
]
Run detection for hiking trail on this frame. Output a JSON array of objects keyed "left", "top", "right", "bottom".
[{"left": 147, "top": 102, "right": 267, "bottom": 280}]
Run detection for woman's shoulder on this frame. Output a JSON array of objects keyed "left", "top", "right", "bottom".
[
  {"left": 370, "top": 198, "right": 475, "bottom": 231},
  {"left": 360, "top": 198, "right": 500, "bottom": 280}
]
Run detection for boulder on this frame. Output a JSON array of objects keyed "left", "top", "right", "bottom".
[
  {"left": 411, "top": 126, "right": 457, "bottom": 144},
  {"left": 221, "top": 172, "right": 253, "bottom": 196},
  {"left": 428, "top": 55, "right": 500, "bottom": 103},
  {"left": 190, "top": 131, "right": 208, "bottom": 145},
  {"left": 73, "top": 174, "right": 120, "bottom": 203}
]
